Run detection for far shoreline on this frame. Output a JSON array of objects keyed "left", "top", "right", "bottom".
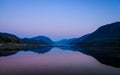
[{"left": 0, "top": 43, "right": 53, "bottom": 49}]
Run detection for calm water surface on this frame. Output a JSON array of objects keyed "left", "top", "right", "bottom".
[{"left": 0, "top": 47, "right": 120, "bottom": 75}]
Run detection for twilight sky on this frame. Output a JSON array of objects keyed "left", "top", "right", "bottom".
[{"left": 0, "top": 0, "right": 120, "bottom": 41}]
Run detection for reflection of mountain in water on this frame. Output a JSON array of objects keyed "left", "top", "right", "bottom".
[
  {"left": 78, "top": 47, "right": 120, "bottom": 68},
  {"left": 22, "top": 47, "right": 53, "bottom": 53},
  {"left": 57, "top": 46, "right": 120, "bottom": 68},
  {"left": 0, "top": 49, "right": 20, "bottom": 57},
  {"left": 0, "top": 46, "right": 53, "bottom": 57},
  {"left": 0, "top": 46, "right": 120, "bottom": 68}
]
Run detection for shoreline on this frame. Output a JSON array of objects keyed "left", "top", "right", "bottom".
[{"left": 0, "top": 44, "right": 53, "bottom": 49}]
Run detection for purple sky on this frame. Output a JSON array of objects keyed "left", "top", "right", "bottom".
[{"left": 0, "top": 0, "right": 120, "bottom": 41}]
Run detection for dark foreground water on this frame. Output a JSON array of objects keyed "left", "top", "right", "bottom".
[{"left": 0, "top": 46, "right": 120, "bottom": 75}]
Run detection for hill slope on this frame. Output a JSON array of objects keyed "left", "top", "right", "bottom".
[
  {"left": 0, "top": 32, "right": 20, "bottom": 43},
  {"left": 77, "top": 22, "right": 120, "bottom": 46},
  {"left": 21, "top": 36, "right": 54, "bottom": 45}
]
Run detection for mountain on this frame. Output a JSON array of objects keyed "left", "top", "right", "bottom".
[
  {"left": 0, "top": 32, "right": 20, "bottom": 43},
  {"left": 70, "top": 34, "right": 90, "bottom": 45},
  {"left": 55, "top": 38, "right": 77, "bottom": 45},
  {"left": 0, "top": 32, "right": 19, "bottom": 39},
  {"left": 31, "top": 36, "right": 54, "bottom": 44},
  {"left": 21, "top": 36, "right": 54, "bottom": 45},
  {"left": 0, "top": 32, "right": 54, "bottom": 45},
  {"left": 55, "top": 34, "right": 90, "bottom": 46},
  {"left": 77, "top": 22, "right": 120, "bottom": 46}
]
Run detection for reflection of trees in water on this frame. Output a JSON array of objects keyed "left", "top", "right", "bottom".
[
  {"left": 56, "top": 46, "right": 120, "bottom": 68},
  {"left": 1, "top": 45, "right": 120, "bottom": 68},
  {"left": 83, "top": 47, "right": 120, "bottom": 68},
  {"left": 22, "top": 47, "right": 53, "bottom": 53},
  {"left": 0, "top": 48, "right": 20, "bottom": 57},
  {"left": 0, "top": 46, "right": 53, "bottom": 57},
  {"left": 69, "top": 46, "right": 120, "bottom": 68}
]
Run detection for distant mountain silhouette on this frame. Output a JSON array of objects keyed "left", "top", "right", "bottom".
[
  {"left": 55, "top": 38, "right": 77, "bottom": 45},
  {"left": 55, "top": 34, "right": 90, "bottom": 45},
  {"left": 76, "top": 22, "right": 120, "bottom": 46},
  {"left": 21, "top": 36, "right": 54, "bottom": 45},
  {"left": 70, "top": 34, "right": 90, "bottom": 45},
  {"left": 31, "top": 36, "right": 54, "bottom": 44},
  {"left": 0, "top": 32, "right": 54, "bottom": 45},
  {"left": 0, "top": 32, "right": 20, "bottom": 43},
  {"left": 0, "top": 32, "right": 19, "bottom": 39}
]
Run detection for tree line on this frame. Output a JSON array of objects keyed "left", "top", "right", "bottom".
[{"left": 0, "top": 35, "right": 20, "bottom": 44}]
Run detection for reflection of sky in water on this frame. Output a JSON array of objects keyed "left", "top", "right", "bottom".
[
  {"left": 15, "top": 51, "right": 39, "bottom": 55},
  {"left": 0, "top": 48, "right": 120, "bottom": 75}
]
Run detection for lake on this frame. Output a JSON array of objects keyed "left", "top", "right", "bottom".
[{"left": 0, "top": 46, "right": 120, "bottom": 75}]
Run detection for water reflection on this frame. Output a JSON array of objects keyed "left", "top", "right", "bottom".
[
  {"left": 22, "top": 47, "right": 53, "bottom": 53},
  {"left": 0, "top": 46, "right": 120, "bottom": 75},
  {"left": 0, "top": 46, "right": 53, "bottom": 57},
  {"left": 74, "top": 46, "right": 120, "bottom": 68},
  {"left": 55, "top": 46, "right": 120, "bottom": 68},
  {"left": 0, "top": 46, "right": 120, "bottom": 68},
  {"left": 63, "top": 46, "right": 120, "bottom": 68},
  {"left": 0, "top": 48, "right": 20, "bottom": 57}
]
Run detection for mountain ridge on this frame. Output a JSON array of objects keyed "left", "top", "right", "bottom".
[
  {"left": 0, "top": 32, "right": 54, "bottom": 45},
  {"left": 76, "top": 22, "right": 120, "bottom": 46}
]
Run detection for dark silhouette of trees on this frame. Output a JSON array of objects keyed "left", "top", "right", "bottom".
[{"left": 0, "top": 35, "right": 20, "bottom": 44}]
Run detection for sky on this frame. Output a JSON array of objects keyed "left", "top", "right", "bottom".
[{"left": 0, "top": 0, "right": 120, "bottom": 41}]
